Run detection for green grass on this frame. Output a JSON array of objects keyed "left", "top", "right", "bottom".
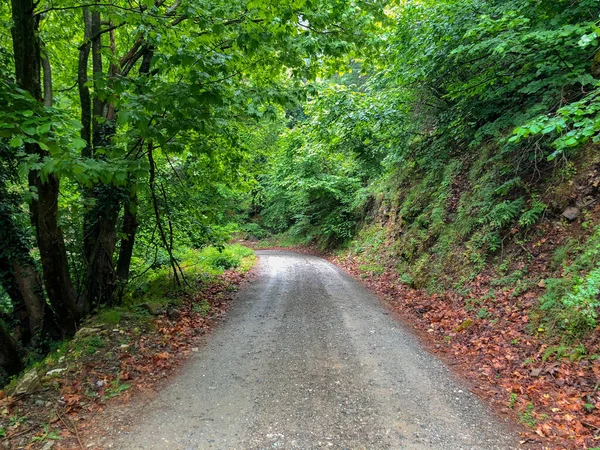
[
  {"left": 125, "top": 244, "right": 255, "bottom": 303},
  {"left": 192, "top": 299, "right": 211, "bottom": 316},
  {"left": 518, "top": 403, "right": 537, "bottom": 428},
  {"left": 97, "top": 309, "right": 122, "bottom": 325},
  {"left": 197, "top": 244, "right": 255, "bottom": 275},
  {"left": 83, "top": 336, "right": 105, "bottom": 355},
  {"left": 103, "top": 376, "right": 131, "bottom": 400}
]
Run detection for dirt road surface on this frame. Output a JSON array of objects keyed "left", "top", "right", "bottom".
[{"left": 110, "top": 250, "right": 519, "bottom": 449}]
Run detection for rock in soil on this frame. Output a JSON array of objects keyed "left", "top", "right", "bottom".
[
  {"left": 562, "top": 206, "right": 581, "bottom": 220},
  {"left": 12, "top": 368, "right": 42, "bottom": 396}
]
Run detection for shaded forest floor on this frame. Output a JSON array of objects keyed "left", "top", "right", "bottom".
[
  {"left": 0, "top": 267, "right": 254, "bottom": 450},
  {"left": 250, "top": 239, "right": 600, "bottom": 449}
]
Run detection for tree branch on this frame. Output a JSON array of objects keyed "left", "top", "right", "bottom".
[
  {"left": 148, "top": 142, "right": 184, "bottom": 287},
  {"left": 77, "top": 22, "right": 126, "bottom": 51}
]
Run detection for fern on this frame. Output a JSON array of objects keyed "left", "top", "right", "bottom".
[
  {"left": 493, "top": 177, "right": 523, "bottom": 196},
  {"left": 481, "top": 197, "right": 524, "bottom": 228},
  {"left": 519, "top": 198, "right": 546, "bottom": 228},
  {"left": 562, "top": 266, "right": 600, "bottom": 328},
  {"left": 539, "top": 226, "right": 600, "bottom": 335}
]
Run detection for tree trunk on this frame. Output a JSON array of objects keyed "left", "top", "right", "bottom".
[
  {"left": 80, "top": 10, "right": 128, "bottom": 310},
  {"left": 35, "top": 175, "right": 80, "bottom": 334},
  {"left": 12, "top": 260, "right": 47, "bottom": 335},
  {"left": 78, "top": 8, "right": 92, "bottom": 154},
  {"left": 11, "top": 0, "right": 80, "bottom": 336},
  {"left": 90, "top": 9, "right": 109, "bottom": 157},
  {"left": 0, "top": 159, "right": 51, "bottom": 342},
  {"left": 0, "top": 323, "right": 22, "bottom": 377},
  {"left": 0, "top": 253, "right": 29, "bottom": 343},
  {"left": 0, "top": 241, "right": 51, "bottom": 342},
  {"left": 82, "top": 186, "right": 122, "bottom": 312},
  {"left": 116, "top": 191, "right": 139, "bottom": 283},
  {"left": 82, "top": 10, "right": 106, "bottom": 266},
  {"left": 41, "top": 43, "right": 52, "bottom": 107}
]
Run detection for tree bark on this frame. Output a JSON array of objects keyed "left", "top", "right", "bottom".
[
  {"left": 83, "top": 10, "right": 106, "bottom": 266},
  {"left": 12, "top": 260, "right": 47, "bottom": 334},
  {"left": 0, "top": 252, "right": 29, "bottom": 343},
  {"left": 82, "top": 186, "right": 122, "bottom": 311},
  {"left": 78, "top": 8, "right": 92, "bottom": 154},
  {"left": 77, "top": 8, "right": 124, "bottom": 311},
  {"left": 116, "top": 191, "right": 139, "bottom": 283},
  {"left": 82, "top": 32, "right": 156, "bottom": 308},
  {"left": 0, "top": 323, "right": 22, "bottom": 377},
  {"left": 0, "top": 247, "right": 48, "bottom": 342},
  {"left": 35, "top": 175, "right": 80, "bottom": 334},
  {"left": 0, "top": 153, "right": 51, "bottom": 342},
  {"left": 114, "top": 49, "right": 153, "bottom": 292},
  {"left": 41, "top": 44, "right": 52, "bottom": 107},
  {"left": 11, "top": 0, "right": 80, "bottom": 336},
  {"left": 91, "top": 9, "right": 105, "bottom": 150}
]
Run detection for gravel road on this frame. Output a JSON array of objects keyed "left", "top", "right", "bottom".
[{"left": 111, "top": 250, "right": 519, "bottom": 449}]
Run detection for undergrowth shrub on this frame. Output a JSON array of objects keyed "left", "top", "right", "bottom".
[
  {"left": 198, "top": 244, "right": 254, "bottom": 273},
  {"left": 239, "top": 222, "right": 269, "bottom": 239},
  {"left": 126, "top": 244, "right": 254, "bottom": 301},
  {"left": 540, "top": 226, "right": 600, "bottom": 337}
]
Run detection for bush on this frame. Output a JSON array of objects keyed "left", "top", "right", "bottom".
[
  {"left": 539, "top": 226, "right": 600, "bottom": 337},
  {"left": 239, "top": 222, "right": 269, "bottom": 239}
]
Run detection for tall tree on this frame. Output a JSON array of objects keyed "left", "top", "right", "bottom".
[{"left": 10, "top": 0, "right": 80, "bottom": 335}]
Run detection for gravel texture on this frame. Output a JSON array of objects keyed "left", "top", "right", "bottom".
[{"left": 111, "top": 250, "right": 519, "bottom": 449}]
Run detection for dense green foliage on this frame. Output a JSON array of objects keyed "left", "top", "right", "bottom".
[
  {"left": 0, "top": 0, "right": 384, "bottom": 381},
  {"left": 261, "top": 87, "right": 379, "bottom": 247},
  {"left": 255, "top": 0, "right": 600, "bottom": 336},
  {"left": 3, "top": 0, "right": 600, "bottom": 381},
  {"left": 541, "top": 224, "right": 600, "bottom": 336}
]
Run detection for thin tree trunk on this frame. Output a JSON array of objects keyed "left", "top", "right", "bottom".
[
  {"left": 116, "top": 191, "right": 139, "bottom": 283},
  {"left": 91, "top": 9, "right": 105, "bottom": 149},
  {"left": 11, "top": 0, "right": 80, "bottom": 336},
  {"left": 78, "top": 8, "right": 92, "bottom": 154},
  {"left": 83, "top": 10, "right": 105, "bottom": 266},
  {"left": 149, "top": 143, "right": 182, "bottom": 286},
  {"left": 37, "top": 41, "right": 61, "bottom": 338},
  {"left": 41, "top": 44, "right": 52, "bottom": 107},
  {"left": 114, "top": 49, "right": 153, "bottom": 293}
]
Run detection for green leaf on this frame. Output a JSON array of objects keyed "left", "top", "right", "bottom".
[
  {"left": 72, "top": 138, "right": 87, "bottom": 150},
  {"left": 37, "top": 122, "right": 51, "bottom": 134},
  {"left": 564, "top": 137, "right": 579, "bottom": 146},
  {"left": 9, "top": 137, "right": 23, "bottom": 147}
]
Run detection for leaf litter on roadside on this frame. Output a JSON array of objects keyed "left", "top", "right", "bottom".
[{"left": 332, "top": 253, "right": 600, "bottom": 450}]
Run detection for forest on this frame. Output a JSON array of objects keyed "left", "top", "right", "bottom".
[{"left": 2, "top": 0, "right": 600, "bottom": 447}]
